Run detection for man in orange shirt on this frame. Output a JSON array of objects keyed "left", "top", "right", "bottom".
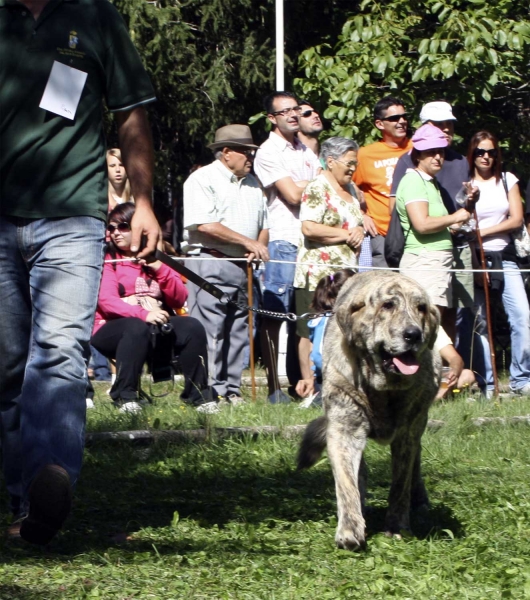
[{"left": 353, "top": 96, "right": 412, "bottom": 267}]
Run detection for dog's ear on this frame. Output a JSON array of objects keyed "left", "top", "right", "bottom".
[
  {"left": 334, "top": 278, "right": 366, "bottom": 340},
  {"left": 426, "top": 304, "right": 441, "bottom": 349}
]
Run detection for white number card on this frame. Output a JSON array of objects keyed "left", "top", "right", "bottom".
[{"left": 39, "top": 60, "right": 87, "bottom": 120}]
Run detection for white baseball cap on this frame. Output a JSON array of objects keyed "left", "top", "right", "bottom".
[{"left": 419, "top": 101, "right": 456, "bottom": 123}]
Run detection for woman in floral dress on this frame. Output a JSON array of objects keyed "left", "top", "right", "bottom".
[{"left": 294, "top": 137, "right": 364, "bottom": 397}]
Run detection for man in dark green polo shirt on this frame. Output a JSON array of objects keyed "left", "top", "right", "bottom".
[{"left": 0, "top": 0, "right": 161, "bottom": 545}]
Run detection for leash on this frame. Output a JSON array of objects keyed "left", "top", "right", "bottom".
[{"left": 154, "top": 250, "right": 333, "bottom": 322}]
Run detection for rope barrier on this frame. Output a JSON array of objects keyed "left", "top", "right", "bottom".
[{"left": 104, "top": 255, "right": 530, "bottom": 274}]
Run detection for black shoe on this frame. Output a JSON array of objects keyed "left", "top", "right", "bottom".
[{"left": 20, "top": 464, "right": 72, "bottom": 545}]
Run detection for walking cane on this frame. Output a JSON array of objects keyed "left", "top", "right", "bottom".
[
  {"left": 247, "top": 262, "right": 256, "bottom": 402},
  {"left": 473, "top": 210, "right": 500, "bottom": 397}
]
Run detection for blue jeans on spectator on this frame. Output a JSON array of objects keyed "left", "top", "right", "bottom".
[
  {"left": 0, "top": 216, "right": 105, "bottom": 515},
  {"left": 89, "top": 344, "right": 112, "bottom": 381},
  {"left": 474, "top": 260, "right": 530, "bottom": 392},
  {"left": 262, "top": 240, "right": 297, "bottom": 313}
]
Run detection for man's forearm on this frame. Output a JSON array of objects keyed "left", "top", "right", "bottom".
[
  {"left": 197, "top": 222, "right": 251, "bottom": 247},
  {"left": 116, "top": 106, "right": 154, "bottom": 205}
]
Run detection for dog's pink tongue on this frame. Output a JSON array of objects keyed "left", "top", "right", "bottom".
[{"left": 392, "top": 355, "right": 420, "bottom": 375}]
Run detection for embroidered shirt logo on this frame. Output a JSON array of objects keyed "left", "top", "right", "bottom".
[{"left": 69, "top": 31, "right": 79, "bottom": 49}]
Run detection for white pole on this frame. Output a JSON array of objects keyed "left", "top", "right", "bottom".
[{"left": 275, "top": 0, "right": 284, "bottom": 90}]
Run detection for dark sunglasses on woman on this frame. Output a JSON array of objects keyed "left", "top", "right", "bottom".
[
  {"left": 107, "top": 222, "right": 131, "bottom": 234},
  {"left": 473, "top": 148, "right": 498, "bottom": 158}
]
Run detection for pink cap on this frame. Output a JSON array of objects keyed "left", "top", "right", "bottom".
[{"left": 411, "top": 123, "right": 449, "bottom": 151}]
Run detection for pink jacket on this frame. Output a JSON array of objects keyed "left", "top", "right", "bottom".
[{"left": 93, "top": 254, "right": 188, "bottom": 335}]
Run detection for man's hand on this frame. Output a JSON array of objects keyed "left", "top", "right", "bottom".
[
  {"left": 244, "top": 240, "right": 270, "bottom": 263},
  {"left": 130, "top": 202, "right": 162, "bottom": 259},
  {"left": 362, "top": 214, "right": 378, "bottom": 237}
]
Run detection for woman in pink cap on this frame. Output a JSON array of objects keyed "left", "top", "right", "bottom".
[{"left": 395, "top": 123, "right": 471, "bottom": 313}]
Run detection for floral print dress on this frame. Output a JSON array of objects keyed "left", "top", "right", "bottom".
[{"left": 294, "top": 173, "right": 363, "bottom": 291}]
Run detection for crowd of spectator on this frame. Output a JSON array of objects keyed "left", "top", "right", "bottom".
[{"left": 88, "top": 93, "right": 530, "bottom": 413}]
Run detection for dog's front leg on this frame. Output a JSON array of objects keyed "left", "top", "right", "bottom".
[
  {"left": 385, "top": 416, "right": 428, "bottom": 537},
  {"left": 326, "top": 407, "right": 368, "bottom": 550}
]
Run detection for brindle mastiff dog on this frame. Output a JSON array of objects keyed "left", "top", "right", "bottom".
[{"left": 298, "top": 271, "right": 441, "bottom": 550}]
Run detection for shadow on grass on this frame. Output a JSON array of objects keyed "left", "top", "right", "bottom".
[
  {"left": 0, "top": 439, "right": 463, "bottom": 560},
  {"left": 0, "top": 585, "right": 57, "bottom": 600}
]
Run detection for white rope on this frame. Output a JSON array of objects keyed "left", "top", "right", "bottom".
[{"left": 104, "top": 255, "right": 530, "bottom": 274}]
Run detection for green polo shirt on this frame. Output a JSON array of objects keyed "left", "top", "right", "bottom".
[{"left": 0, "top": 0, "right": 156, "bottom": 220}]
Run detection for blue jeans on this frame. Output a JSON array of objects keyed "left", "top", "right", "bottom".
[
  {"left": 474, "top": 260, "right": 530, "bottom": 391},
  {"left": 262, "top": 240, "right": 297, "bottom": 313},
  {"left": 0, "top": 216, "right": 105, "bottom": 514}
]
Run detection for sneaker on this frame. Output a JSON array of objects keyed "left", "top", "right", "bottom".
[
  {"left": 20, "top": 465, "right": 72, "bottom": 545},
  {"left": 226, "top": 394, "right": 246, "bottom": 407},
  {"left": 268, "top": 390, "right": 291, "bottom": 404},
  {"left": 118, "top": 401, "right": 143, "bottom": 414},
  {"left": 510, "top": 383, "right": 530, "bottom": 396},
  {"left": 196, "top": 401, "right": 220, "bottom": 414},
  {"left": 86, "top": 398, "right": 95, "bottom": 409}
]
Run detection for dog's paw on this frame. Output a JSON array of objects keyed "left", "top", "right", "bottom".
[{"left": 335, "top": 525, "right": 367, "bottom": 551}]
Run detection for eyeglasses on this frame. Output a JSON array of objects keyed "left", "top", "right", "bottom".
[
  {"left": 334, "top": 159, "right": 358, "bottom": 169},
  {"left": 271, "top": 106, "right": 302, "bottom": 117},
  {"left": 473, "top": 148, "right": 498, "bottom": 159},
  {"left": 228, "top": 147, "right": 255, "bottom": 158},
  {"left": 380, "top": 113, "right": 408, "bottom": 122},
  {"left": 107, "top": 222, "right": 131, "bottom": 234},
  {"left": 300, "top": 109, "right": 318, "bottom": 118}
]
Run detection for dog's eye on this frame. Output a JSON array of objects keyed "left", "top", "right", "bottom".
[
  {"left": 418, "top": 303, "right": 427, "bottom": 314},
  {"left": 382, "top": 301, "right": 394, "bottom": 310}
]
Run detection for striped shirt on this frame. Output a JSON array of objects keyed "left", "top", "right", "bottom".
[
  {"left": 183, "top": 159, "right": 269, "bottom": 257},
  {"left": 254, "top": 132, "right": 321, "bottom": 245}
]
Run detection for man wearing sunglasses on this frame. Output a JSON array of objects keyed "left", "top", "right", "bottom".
[
  {"left": 254, "top": 91, "right": 321, "bottom": 404},
  {"left": 353, "top": 96, "right": 413, "bottom": 268},
  {"left": 183, "top": 124, "right": 270, "bottom": 406},
  {"left": 296, "top": 100, "right": 324, "bottom": 156},
  {"left": 0, "top": 0, "right": 158, "bottom": 545}
]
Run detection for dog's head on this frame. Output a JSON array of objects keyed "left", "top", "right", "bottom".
[{"left": 333, "top": 271, "right": 439, "bottom": 389}]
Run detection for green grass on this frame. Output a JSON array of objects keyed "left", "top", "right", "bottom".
[{"left": 1, "top": 385, "right": 530, "bottom": 599}]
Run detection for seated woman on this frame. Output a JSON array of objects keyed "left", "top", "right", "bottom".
[
  {"left": 396, "top": 123, "right": 471, "bottom": 314},
  {"left": 91, "top": 202, "right": 216, "bottom": 413}
]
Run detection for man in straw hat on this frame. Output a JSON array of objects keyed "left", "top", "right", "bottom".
[{"left": 183, "top": 124, "right": 270, "bottom": 409}]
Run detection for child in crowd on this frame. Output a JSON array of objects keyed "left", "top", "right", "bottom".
[
  {"left": 299, "top": 269, "right": 356, "bottom": 408},
  {"left": 107, "top": 148, "right": 133, "bottom": 211}
]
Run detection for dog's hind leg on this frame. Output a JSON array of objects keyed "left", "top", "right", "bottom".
[
  {"left": 326, "top": 404, "right": 369, "bottom": 550},
  {"left": 410, "top": 446, "right": 429, "bottom": 510}
]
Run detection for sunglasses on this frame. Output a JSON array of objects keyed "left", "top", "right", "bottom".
[
  {"left": 271, "top": 106, "right": 302, "bottom": 117},
  {"left": 473, "top": 148, "right": 498, "bottom": 159},
  {"left": 228, "top": 147, "right": 255, "bottom": 158},
  {"left": 107, "top": 222, "right": 131, "bottom": 234},
  {"left": 380, "top": 113, "right": 408, "bottom": 122},
  {"left": 300, "top": 109, "right": 319, "bottom": 118}
]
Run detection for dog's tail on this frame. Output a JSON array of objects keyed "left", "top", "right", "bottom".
[{"left": 297, "top": 416, "right": 328, "bottom": 470}]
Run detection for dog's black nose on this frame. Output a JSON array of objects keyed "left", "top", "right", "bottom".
[{"left": 403, "top": 326, "right": 422, "bottom": 344}]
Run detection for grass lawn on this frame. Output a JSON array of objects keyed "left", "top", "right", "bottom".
[{"left": 1, "top": 381, "right": 530, "bottom": 599}]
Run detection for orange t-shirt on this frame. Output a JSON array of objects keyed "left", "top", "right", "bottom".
[{"left": 353, "top": 139, "right": 413, "bottom": 236}]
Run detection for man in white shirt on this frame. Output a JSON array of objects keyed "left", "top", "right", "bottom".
[
  {"left": 184, "top": 125, "right": 269, "bottom": 405},
  {"left": 254, "top": 92, "right": 321, "bottom": 404}
]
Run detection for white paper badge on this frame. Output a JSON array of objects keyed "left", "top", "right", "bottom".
[{"left": 39, "top": 60, "right": 88, "bottom": 120}]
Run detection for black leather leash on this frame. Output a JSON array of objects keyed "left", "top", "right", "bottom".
[{"left": 154, "top": 250, "right": 332, "bottom": 322}]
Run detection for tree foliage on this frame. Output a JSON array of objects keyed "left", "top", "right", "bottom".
[
  {"left": 109, "top": 0, "right": 355, "bottom": 203},
  {"left": 295, "top": 0, "right": 530, "bottom": 179}
]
